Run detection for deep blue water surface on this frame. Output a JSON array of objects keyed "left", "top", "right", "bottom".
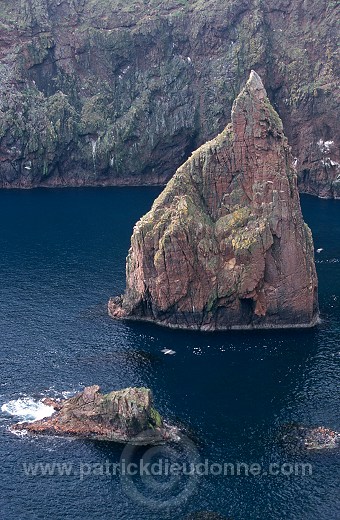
[{"left": 0, "top": 188, "right": 339, "bottom": 520}]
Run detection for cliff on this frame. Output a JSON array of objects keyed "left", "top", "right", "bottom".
[
  {"left": 12, "top": 385, "right": 170, "bottom": 444},
  {"left": 109, "top": 71, "right": 319, "bottom": 330},
  {"left": 0, "top": 0, "right": 338, "bottom": 196}
]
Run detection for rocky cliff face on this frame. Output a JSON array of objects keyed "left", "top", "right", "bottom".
[
  {"left": 0, "top": 0, "right": 338, "bottom": 196},
  {"left": 109, "top": 72, "right": 319, "bottom": 330},
  {"left": 13, "top": 385, "right": 169, "bottom": 443}
]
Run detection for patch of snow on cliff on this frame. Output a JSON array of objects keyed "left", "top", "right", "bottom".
[
  {"left": 91, "top": 137, "right": 100, "bottom": 172},
  {"left": 321, "top": 158, "right": 340, "bottom": 169},
  {"left": 330, "top": 160, "right": 340, "bottom": 168},
  {"left": 318, "top": 139, "right": 334, "bottom": 153}
]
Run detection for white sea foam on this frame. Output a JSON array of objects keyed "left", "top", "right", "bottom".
[
  {"left": 61, "top": 390, "right": 77, "bottom": 399},
  {"left": 316, "top": 258, "right": 339, "bottom": 264},
  {"left": 11, "top": 429, "right": 28, "bottom": 438},
  {"left": 1, "top": 398, "right": 55, "bottom": 422},
  {"left": 161, "top": 348, "right": 176, "bottom": 355}
]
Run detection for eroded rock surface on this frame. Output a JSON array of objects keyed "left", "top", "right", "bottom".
[
  {"left": 13, "top": 385, "right": 169, "bottom": 444},
  {"left": 0, "top": 0, "right": 338, "bottom": 196},
  {"left": 109, "top": 72, "right": 319, "bottom": 330}
]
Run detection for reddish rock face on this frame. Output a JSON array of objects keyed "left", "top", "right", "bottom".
[
  {"left": 0, "top": 1, "right": 338, "bottom": 196},
  {"left": 109, "top": 71, "right": 319, "bottom": 331},
  {"left": 298, "top": 137, "right": 340, "bottom": 199},
  {"left": 13, "top": 386, "right": 169, "bottom": 444}
]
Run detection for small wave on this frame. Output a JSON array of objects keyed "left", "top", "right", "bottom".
[
  {"left": 61, "top": 390, "right": 77, "bottom": 399},
  {"left": 1, "top": 398, "right": 55, "bottom": 422},
  {"left": 42, "top": 386, "right": 79, "bottom": 400},
  {"left": 11, "top": 429, "right": 28, "bottom": 438},
  {"left": 316, "top": 258, "right": 339, "bottom": 264}
]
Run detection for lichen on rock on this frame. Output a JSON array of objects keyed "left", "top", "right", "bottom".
[
  {"left": 109, "top": 71, "right": 319, "bottom": 330},
  {"left": 12, "top": 385, "right": 172, "bottom": 444},
  {"left": 0, "top": 0, "right": 338, "bottom": 194}
]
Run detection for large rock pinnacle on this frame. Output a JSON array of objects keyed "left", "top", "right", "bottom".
[{"left": 109, "top": 71, "right": 319, "bottom": 330}]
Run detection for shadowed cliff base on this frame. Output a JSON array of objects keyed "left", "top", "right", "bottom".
[{"left": 108, "top": 71, "right": 319, "bottom": 331}]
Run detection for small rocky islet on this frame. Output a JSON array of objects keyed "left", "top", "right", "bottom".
[
  {"left": 12, "top": 385, "right": 175, "bottom": 445},
  {"left": 281, "top": 424, "right": 340, "bottom": 452},
  {"left": 109, "top": 71, "right": 319, "bottom": 331}
]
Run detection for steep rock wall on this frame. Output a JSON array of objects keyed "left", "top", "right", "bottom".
[
  {"left": 108, "top": 72, "right": 319, "bottom": 330},
  {"left": 0, "top": 0, "right": 338, "bottom": 196}
]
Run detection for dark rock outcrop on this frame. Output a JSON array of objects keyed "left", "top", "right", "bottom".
[
  {"left": 12, "top": 385, "right": 170, "bottom": 444},
  {"left": 0, "top": 0, "right": 338, "bottom": 197},
  {"left": 109, "top": 72, "right": 319, "bottom": 330},
  {"left": 185, "top": 514, "right": 229, "bottom": 520},
  {"left": 281, "top": 424, "right": 340, "bottom": 452}
]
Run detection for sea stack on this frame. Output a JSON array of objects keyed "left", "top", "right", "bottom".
[{"left": 109, "top": 71, "right": 319, "bottom": 330}]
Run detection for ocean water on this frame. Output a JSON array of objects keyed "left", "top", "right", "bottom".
[{"left": 0, "top": 188, "right": 339, "bottom": 520}]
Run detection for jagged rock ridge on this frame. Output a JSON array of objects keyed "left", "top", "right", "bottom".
[{"left": 109, "top": 71, "right": 319, "bottom": 330}]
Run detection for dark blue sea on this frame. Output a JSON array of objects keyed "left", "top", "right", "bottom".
[{"left": 0, "top": 188, "right": 339, "bottom": 520}]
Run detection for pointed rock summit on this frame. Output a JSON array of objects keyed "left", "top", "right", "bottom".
[{"left": 109, "top": 71, "right": 319, "bottom": 330}]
